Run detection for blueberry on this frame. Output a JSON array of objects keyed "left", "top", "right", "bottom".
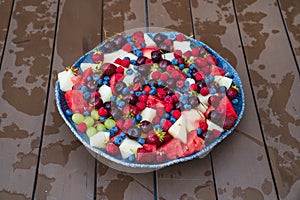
[
  {"left": 120, "top": 132, "right": 126, "bottom": 139},
  {"left": 128, "top": 154, "right": 135, "bottom": 162},
  {"left": 93, "top": 74, "right": 100, "bottom": 81},
  {"left": 210, "top": 87, "right": 217, "bottom": 94},
  {"left": 104, "top": 76, "right": 110, "bottom": 81},
  {"left": 141, "top": 42, "right": 146, "bottom": 47},
  {"left": 110, "top": 95, "right": 117, "bottom": 102},
  {"left": 189, "top": 64, "right": 195, "bottom": 69},
  {"left": 81, "top": 86, "right": 88, "bottom": 92},
  {"left": 100, "top": 116, "right": 106, "bottom": 122},
  {"left": 137, "top": 137, "right": 146, "bottom": 144},
  {"left": 122, "top": 87, "right": 130, "bottom": 95},
  {"left": 130, "top": 60, "right": 137, "bottom": 65},
  {"left": 119, "top": 100, "right": 125, "bottom": 108},
  {"left": 103, "top": 80, "right": 109, "bottom": 85},
  {"left": 111, "top": 126, "right": 118, "bottom": 133},
  {"left": 114, "top": 136, "right": 123, "bottom": 145},
  {"left": 179, "top": 64, "right": 185, "bottom": 70},
  {"left": 84, "top": 110, "right": 90, "bottom": 116},
  {"left": 133, "top": 65, "right": 138, "bottom": 70},
  {"left": 135, "top": 91, "right": 142, "bottom": 97},
  {"left": 66, "top": 109, "right": 73, "bottom": 116},
  {"left": 123, "top": 56, "right": 130, "bottom": 60},
  {"left": 97, "top": 79, "right": 103, "bottom": 86},
  {"left": 83, "top": 92, "right": 91, "bottom": 100},
  {"left": 172, "top": 59, "right": 178, "bottom": 65},
  {"left": 232, "top": 98, "right": 239, "bottom": 104},
  {"left": 219, "top": 86, "right": 227, "bottom": 92},
  {"left": 164, "top": 113, "right": 170, "bottom": 119},
  {"left": 170, "top": 116, "right": 176, "bottom": 123},
  {"left": 126, "top": 69, "right": 133, "bottom": 75},
  {"left": 184, "top": 104, "right": 192, "bottom": 110},
  {"left": 135, "top": 114, "right": 142, "bottom": 121},
  {"left": 197, "top": 128, "right": 202, "bottom": 136}
]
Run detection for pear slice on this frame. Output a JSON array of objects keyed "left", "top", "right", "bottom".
[
  {"left": 140, "top": 107, "right": 157, "bottom": 123},
  {"left": 214, "top": 75, "right": 232, "bottom": 89},
  {"left": 198, "top": 94, "right": 212, "bottom": 106},
  {"left": 168, "top": 115, "right": 187, "bottom": 143},
  {"left": 197, "top": 102, "right": 208, "bottom": 114},
  {"left": 186, "top": 78, "right": 195, "bottom": 85},
  {"left": 119, "top": 137, "right": 142, "bottom": 159},
  {"left": 90, "top": 131, "right": 110, "bottom": 149},
  {"left": 173, "top": 41, "right": 192, "bottom": 53},
  {"left": 122, "top": 73, "right": 135, "bottom": 86},
  {"left": 163, "top": 53, "right": 175, "bottom": 61},
  {"left": 144, "top": 33, "right": 157, "bottom": 47},
  {"left": 58, "top": 70, "right": 75, "bottom": 92},
  {"left": 182, "top": 109, "right": 205, "bottom": 133},
  {"left": 98, "top": 84, "right": 112, "bottom": 103},
  {"left": 207, "top": 120, "right": 224, "bottom": 132},
  {"left": 80, "top": 63, "right": 98, "bottom": 72}
]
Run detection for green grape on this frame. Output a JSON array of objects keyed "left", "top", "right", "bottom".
[
  {"left": 91, "top": 110, "right": 100, "bottom": 120},
  {"left": 72, "top": 113, "right": 85, "bottom": 124},
  {"left": 84, "top": 116, "right": 95, "bottom": 128},
  {"left": 104, "top": 118, "right": 116, "bottom": 130},
  {"left": 96, "top": 123, "right": 106, "bottom": 132},
  {"left": 86, "top": 127, "right": 97, "bottom": 138}
]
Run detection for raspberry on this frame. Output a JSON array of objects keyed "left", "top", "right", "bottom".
[
  {"left": 171, "top": 70, "right": 180, "bottom": 79},
  {"left": 136, "top": 101, "right": 146, "bottom": 111},
  {"left": 165, "top": 103, "right": 173, "bottom": 113},
  {"left": 123, "top": 43, "right": 132, "bottom": 52},
  {"left": 156, "top": 107, "right": 165, "bottom": 117},
  {"left": 162, "top": 119, "right": 172, "bottom": 131},
  {"left": 77, "top": 122, "right": 87, "bottom": 133},
  {"left": 176, "top": 34, "right": 185, "bottom": 41},
  {"left": 191, "top": 48, "right": 199, "bottom": 57},
  {"left": 190, "top": 83, "right": 198, "bottom": 91},
  {"left": 153, "top": 116, "right": 161, "bottom": 124},
  {"left": 176, "top": 80, "right": 184, "bottom": 88},
  {"left": 123, "top": 118, "right": 133, "bottom": 129},
  {"left": 174, "top": 50, "right": 182, "bottom": 58},
  {"left": 151, "top": 70, "right": 161, "bottom": 80},
  {"left": 195, "top": 72, "right": 204, "bottom": 81},
  {"left": 171, "top": 94, "right": 179, "bottom": 103},
  {"left": 200, "top": 87, "right": 210, "bottom": 96},
  {"left": 157, "top": 88, "right": 167, "bottom": 99},
  {"left": 116, "top": 66, "right": 124, "bottom": 73},
  {"left": 164, "top": 39, "right": 172, "bottom": 45},
  {"left": 177, "top": 57, "right": 184, "bottom": 64},
  {"left": 143, "top": 85, "right": 151, "bottom": 94},
  {"left": 160, "top": 73, "right": 169, "bottom": 81},
  {"left": 138, "top": 94, "right": 148, "bottom": 102},
  {"left": 121, "top": 59, "right": 130, "bottom": 68},
  {"left": 132, "top": 83, "right": 140, "bottom": 91},
  {"left": 116, "top": 119, "right": 123, "bottom": 129},
  {"left": 115, "top": 73, "right": 124, "bottom": 82},
  {"left": 183, "top": 50, "right": 192, "bottom": 59},
  {"left": 199, "top": 121, "right": 208, "bottom": 131},
  {"left": 98, "top": 107, "right": 108, "bottom": 117},
  {"left": 114, "top": 58, "right": 122, "bottom": 65},
  {"left": 145, "top": 58, "right": 153, "bottom": 65},
  {"left": 166, "top": 65, "right": 175, "bottom": 73},
  {"left": 171, "top": 110, "right": 181, "bottom": 119},
  {"left": 164, "top": 96, "right": 173, "bottom": 104}
]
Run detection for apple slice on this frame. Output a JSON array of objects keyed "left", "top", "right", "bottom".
[
  {"left": 168, "top": 115, "right": 187, "bottom": 143},
  {"left": 122, "top": 73, "right": 135, "bottom": 86},
  {"left": 186, "top": 78, "right": 195, "bottom": 85},
  {"left": 144, "top": 33, "right": 157, "bottom": 47},
  {"left": 58, "top": 70, "right": 75, "bottom": 91},
  {"left": 198, "top": 94, "right": 212, "bottom": 106},
  {"left": 140, "top": 107, "right": 157, "bottom": 123},
  {"left": 197, "top": 102, "right": 208, "bottom": 114},
  {"left": 163, "top": 53, "right": 175, "bottom": 61},
  {"left": 80, "top": 63, "right": 98, "bottom": 72},
  {"left": 119, "top": 137, "right": 142, "bottom": 159},
  {"left": 182, "top": 109, "right": 205, "bottom": 133},
  {"left": 207, "top": 119, "right": 224, "bottom": 133},
  {"left": 214, "top": 75, "right": 232, "bottom": 89},
  {"left": 173, "top": 41, "right": 192, "bottom": 53},
  {"left": 98, "top": 84, "right": 112, "bottom": 103},
  {"left": 90, "top": 131, "right": 110, "bottom": 148}
]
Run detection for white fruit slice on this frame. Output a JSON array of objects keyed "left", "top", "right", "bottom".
[
  {"left": 90, "top": 131, "right": 110, "bottom": 149},
  {"left": 144, "top": 33, "right": 157, "bottom": 47},
  {"left": 198, "top": 94, "right": 212, "bottom": 106},
  {"left": 80, "top": 63, "right": 98, "bottom": 72},
  {"left": 103, "top": 49, "right": 137, "bottom": 64},
  {"left": 207, "top": 120, "right": 224, "bottom": 132},
  {"left": 119, "top": 137, "right": 142, "bottom": 159},
  {"left": 140, "top": 107, "right": 156, "bottom": 123},
  {"left": 168, "top": 115, "right": 187, "bottom": 143},
  {"left": 122, "top": 73, "right": 135, "bottom": 86},
  {"left": 58, "top": 70, "right": 75, "bottom": 92},
  {"left": 163, "top": 53, "right": 175, "bottom": 61},
  {"left": 98, "top": 84, "right": 112, "bottom": 103},
  {"left": 182, "top": 109, "right": 205, "bottom": 133},
  {"left": 173, "top": 41, "right": 192, "bottom": 53},
  {"left": 214, "top": 75, "right": 232, "bottom": 89},
  {"left": 197, "top": 102, "right": 208, "bottom": 114},
  {"left": 186, "top": 78, "right": 195, "bottom": 85}
]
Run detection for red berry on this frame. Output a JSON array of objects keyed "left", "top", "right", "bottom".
[
  {"left": 145, "top": 58, "right": 153, "bottom": 65},
  {"left": 191, "top": 48, "right": 199, "bottom": 57},
  {"left": 171, "top": 110, "right": 181, "bottom": 119},
  {"left": 92, "top": 50, "right": 104, "bottom": 64},
  {"left": 206, "top": 55, "right": 217, "bottom": 65},
  {"left": 77, "top": 122, "right": 87, "bottom": 133},
  {"left": 190, "top": 83, "right": 198, "bottom": 91},
  {"left": 176, "top": 80, "right": 184, "bottom": 88},
  {"left": 195, "top": 72, "right": 204, "bottom": 81},
  {"left": 138, "top": 94, "right": 148, "bottom": 102},
  {"left": 122, "top": 43, "right": 132, "bottom": 52},
  {"left": 122, "top": 105, "right": 132, "bottom": 115},
  {"left": 114, "top": 73, "right": 124, "bottom": 82},
  {"left": 116, "top": 66, "right": 124, "bottom": 73},
  {"left": 183, "top": 50, "right": 192, "bottom": 59},
  {"left": 226, "top": 88, "right": 238, "bottom": 100},
  {"left": 151, "top": 70, "right": 161, "bottom": 80},
  {"left": 98, "top": 107, "right": 108, "bottom": 117},
  {"left": 136, "top": 101, "right": 146, "bottom": 111},
  {"left": 106, "top": 142, "right": 121, "bottom": 155},
  {"left": 195, "top": 57, "right": 207, "bottom": 67},
  {"left": 176, "top": 34, "right": 185, "bottom": 41},
  {"left": 202, "top": 66, "right": 210, "bottom": 75},
  {"left": 199, "top": 121, "right": 208, "bottom": 131},
  {"left": 160, "top": 73, "right": 169, "bottom": 81},
  {"left": 132, "top": 83, "right": 140, "bottom": 92},
  {"left": 121, "top": 59, "right": 130, "bottom": 68},
  {"left": 172, "top": 94, "right": 179, "bottom": 103},
  {"left": 166, "top": 65, "right": 175, "bottom": 73},
  {"left": 177, "top": 57, "right": 184, "bottom": 64},
  {"left": 174, "top": 50, "right": 182, "bottom": 58},
  {"left": 171, "top": 70, "right": 180, "bottom": 79},
  {"left": 200, "top": 87, "right": 210, "bottom": 96},
  {"left": 161, "top": 119, "right": 172, "bottom": 131},
  {"left": 164, "top": 39, "right": 172, "bottom": 45},
  {"left": 114, "top": 58, "right": 122, "bottom": 65},
  {"left": 143, "top": 85, "right": 151, "bottom": 94},
  {"left": 164, "top": 96, "right": 173, "bottom": 104},
  {"left": 165, "top": 103, "right": 173, "bottom": 113},
  {"left": 156, "top": 107, "right": 165, "bottom": 117},
  {"left": 153, "top": 116, "right": 161, "bottom": 124},
  {"left": 123, "top": 118, "right": 133, "bottom": 129},
  {"left": 157, "top": 88, "right": 167, "bottom": 100},
  {"left": 116, "top": 119, "right": 123, "bottom": 129}
]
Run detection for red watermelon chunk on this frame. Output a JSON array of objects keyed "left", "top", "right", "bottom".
[
  {"left": 141, "top": 47, "right": 160, "bottom": 59},
  {"left": 217, "top": 96, "right": 238, "bottom": 119},
  {"left": 210, "top": 65, "right": 226, "bottom": 76},
  {"left": 73, "top": 67, "right": 93, "bottom": 89},
  {"left": 159, "top": 138, "right": 183, "bottom": 160},
  {"left": 65, "top": 90, "right": 87, "bottom": 113}
]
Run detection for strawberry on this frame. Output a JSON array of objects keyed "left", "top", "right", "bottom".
[
  {"left": 191, "top": 48, "right": 199, "bottom": 57},
  {"left": 206, "top": 55, "right": 217, "bottom": 65},
  {"left": 156, "top": 151, "right": 167, "bottom": 163},
  {"left": 116, "top": 66, "right": 124, "bottom": 74},
  {"left": 156, "top": 88, "right": 166, "bottom": 99},
  {"left": 151, "top": 70, "right": 161, "bottom": 80},
  {"left": 91, "top": 50, "right": 104, "bottom": 64},
  {"left": 120, "top": 59, "right": 130, "bottom": 68},
  {"left": 136, "top": 148, "right": 155, "bottom": 163},
  {"left": 98, "top": 107, "right": 108, "bottom": 117},
  {"left": 132, "top": 31, "right": 144, "bottom": 40},
  {"left": 176, "top": 33, "right": 185, "bottom": 41},
  {"left": 195, "top": 57, "right": 207, "bottom": 67},
  {"left": 161, "top": 119, "right": 172, "bottom": 131},
  {"left": 122, "top": 43, "right": 132, "bottom": 52},
  {"left": 65, "top": 90, "right": 87, "bottom": 113},
  {"left": 114, "top": 58, "right": 122, "bottom": 65},
  {"left": 106, "top": 142, "right": 121, "bottom": 156},
  {"left": 123, "top": 118, "right": 133, "bottom": 129},
  {"left": 200, "top": 87, "right": 210, "bottom": 96},
  {"left": 160, "top": 73, "right": 169, "bottom": 81},
  {"left": 210, "top": 65, "right": 226, "bottom": 76},
  {"left": 171, "top": 110, "right": 181, "bottom": 119}
]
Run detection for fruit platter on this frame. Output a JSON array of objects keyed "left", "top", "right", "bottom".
[{"left": 55, "top": 30, "right": 244, "bottom": 172}]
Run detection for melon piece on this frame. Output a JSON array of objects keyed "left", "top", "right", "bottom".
[
  {"left": 163, "top": 53, "right": 175, "bottom": 61},
  {"left": 98, "top": 84, "right": 112, "bottom": 103},
  {"left": 119, "top": 137, "right": 142, "bottom": 159},
  {"left": 186, "top": 78, "right": 195, "bottom": 86},
  {"left": 182, "top": 109, "right": 205, "bottom": 133},
  {"left": 80, "top": 63, "right": 98, "bottom": 72},
  {"left": 90, "top": 131, "right": 110, "bottom": 148},
  {"left": 58, "top": 70, "right": 75, "bottom": 91},
  {"left": 173, "top": 41, "right": 192, "bottom": 53},
  {"left": 214, "top": 75, "right": 232, "bottom": 89},
  {"left": 207, "top": 119, "right": 224, "bottom": 133},
  {"left": 140, "top": 107, "right": 157, "bottom": 123},
  {"left": 198, "top": 94, "right": 212, "bottom": 106},
  {"left": 168, "top": 115, "right": 187, "bottom": 143},
  {"left": 144, "top": 33, "right": 157, "bottom": 47}
]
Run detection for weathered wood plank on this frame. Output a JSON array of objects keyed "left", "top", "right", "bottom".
[
  {"left": 234, "top": 0, "right": 300, "bottom": 199},
  {"left": 0, "top": 0, "right": 13, "bottom": 63},
  {"left": 33, "top": 0, "right": 102, "bottom": 199},
  {"left": 95, "top": 1, "right": 154, "bottom": 199},
  {"left": 278, "top": 0, "right": 300, "bottom": 69},
  {"left": 0, "top": 0, "right": 58, "bottom": 199},
  {"left": 191, "top": 0, "right": 278, "bottom": 199},
  {"left": 148, "top": 1, "right": 216, "bottom": 199}
]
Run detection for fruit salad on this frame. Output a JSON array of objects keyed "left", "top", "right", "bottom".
[{"left": 57, "top": 31, "right": 244, "bottom": 165}]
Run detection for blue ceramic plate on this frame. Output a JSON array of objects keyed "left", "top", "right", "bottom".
[{"left": 55, "top": 32, "right": 245, "bottom": 173}]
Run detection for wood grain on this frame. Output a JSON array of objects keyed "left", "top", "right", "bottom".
[{"left": 0, "top": 0, "right": 13, "bottom": 63}]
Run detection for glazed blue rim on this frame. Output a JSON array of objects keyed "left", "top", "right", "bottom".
[{"left": 55, "top": 31, "right": 245, "bottom": 170}]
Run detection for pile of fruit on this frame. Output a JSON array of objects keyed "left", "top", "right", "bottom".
[{"left": 58, "top": 31, "right": 242, "bottom": 164}]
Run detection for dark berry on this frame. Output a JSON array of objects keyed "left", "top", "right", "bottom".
[
  {"left": 188, "top": 96, "right": 200, "bottom": 108},
  {"left": 123, "top": 94, "right": 138, "bottom": 105},
  {"left": 159, "top": 59, "right": 171, "bottom": 70},
  {"left": 137, "top": 65, "right": 150, "bottom": 75},
  {"left": 113, "top": 35, "right": 127, "bottom": 49},
  {"left": 223, "top": 116, "right": 236, "bottom": 130},
  {"left": 102, "top": 63, "right": 117, "bottom": 76},
  {"left": 127, "top": 127, "right": 141, "bottom": 139},
  {"left": 226, "top": 88, "right": 238, "bottom": 100},
  {"left": 208, "top": 95, "right": 222, "bottom": 107},
  {"left": 151, "top": 50, "right": 162, "bottom": 63},
  {"left": 136, "top": 56, "right": 147, "bottom": 65},
  {"left": 153, "top": 33, "right": 166, "bottom": 45},
  {"left": 103, "top": 102, "right": 111, "bottom": 111},
  {"left": 140, "top": 121, "right": 153, "bottom": 133},
  {"left": 114, "top": 81, "right": 126, "bottom": 94},
  {"left": 87, "top": 81, "right": 97, "bottom": 91},
  {"left": 103, "top": 41, "right": 115, "bottom": 53}
]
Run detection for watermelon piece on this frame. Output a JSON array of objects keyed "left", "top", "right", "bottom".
[
  {"left": 210, "top": 65, "right": 226, "bottom": 76},
  {"left": 141, "top": 47, "right": 160, "bottom": 59},
  {"left": 143, "top": 143, "right": 157, "bottom": 152},
  {"left": 159, "top": 138, "right": 184, "bottom": 159},
  {"left": 65, "top": 90, "right": 87, "bottom": 113},
  {"left": 182, "top": 131, "right": 205, "bottom": 157},
  {"left": 73, "top": 67, "right": 93, "bottom": 89},
  {"left": 204, "top": 105, "right": 215, "bottom": 118},
  {"left": 217, "top": 96, "right": 238, "bottom": 119}
]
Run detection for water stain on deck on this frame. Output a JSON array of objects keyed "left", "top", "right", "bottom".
[
  {"left": 0, "top": 123, "right": 32, "bottom": 139},
  {"left": 261, "top": 179, "right": 272, "bottom": 195},
  {"left": 232, "top": 186, "right": 264, "bottom": 200},
  {"left": 41, "top": 140, "right": 81, "bottom": 166},
  {"left": 235, "top": 0, "right": 256, "bottom": 13},
  {"left": 44, "top": 100, "right": 65, "bottom": 135},
  {"left": 0, "top": 189, "right": 30, "bottom": 200},
  {"left": 12, "top": 152, "right": 37, "bottom": 171},
  {"left": 35, "top": 174, "right": 55, "bottom": 200}
]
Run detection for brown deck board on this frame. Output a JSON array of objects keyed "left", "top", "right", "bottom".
[
  {"left": 278, "top": 0, "right": 300, "bottom": 69},
  {"left": 148, "top": 1, "right": 216, "bottom": 199},
  {"left": 33, "top": 0, "right": 102, "bottom": 199},
  {"left": 0, "top": 0, "right": 13, "bottom": 63},
  {"left": 191, "top": 0, "right": 278, "bottom": 199},
  {"left": 0, "top": 0, "right": 58, "bottom": 199},
  {"left": 95, "top": 1, "right": 155, "bottom": 199},
  {"left": 234, "top": 0, "right": 300, "bottom": 199}
]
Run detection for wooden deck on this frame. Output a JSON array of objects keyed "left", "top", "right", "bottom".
[{"left": 0, "top": 0, "right": 299, "bottom": 199}]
